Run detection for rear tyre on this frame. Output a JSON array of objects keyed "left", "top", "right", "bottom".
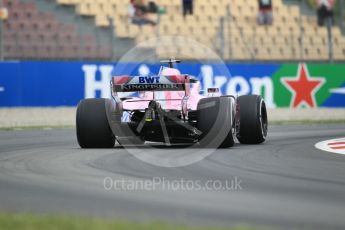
[
  {"left": 197, "top": 97, "right": 234, "bottom": 148},
  {"left": 76, "top": 98, "right": 115, "bottom": 148},
  {"left": 237, "top": 95, "right": 267, "bottom": 144}
]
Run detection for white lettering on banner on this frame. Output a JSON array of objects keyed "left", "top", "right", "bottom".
[
  {"left": 226, "top": 76, "right": 250, "bottom": 96},
  {"left": 83, "top": 65, "right": 113, "bottom": 98},
  {"left": 250, "top": 77, "right": 276, "bottom": 108},
  {"left": 200, "top": 65, "right": 275, "bottom": 108},
  {"left": 83, "top": 65, "right": 97, "bottom": 98},
  {"left": 214, "top": 76, "right": 227, "bottom": 90},
  {"left": 82, "top": 64, "right": 276, "bottom": 108},
  {"left": 201, "top": 65, "right": 214, "bottom": 93},
  {"left": 139, "top": 64, "right": 150, "bottom": 76},
  {"left": 200, "top": 65, "right": 227, "bottom": 94},
  {"left": 98, "top": 65, "right": 113, "bottom": 98}
]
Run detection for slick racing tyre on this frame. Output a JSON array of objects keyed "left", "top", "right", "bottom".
[
  {"left": 237, "top": 95, "right": 268, "bottom": 144},
  {"left": 197, "top": 97, "right": 235, "bottom": 148},
  {"left": 76, "top": 98, "right": 115, "bottom": 148}
]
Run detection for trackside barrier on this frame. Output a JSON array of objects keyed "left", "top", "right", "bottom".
[{"left": 0, "top": 61, "right": 344, "bottom": 107}]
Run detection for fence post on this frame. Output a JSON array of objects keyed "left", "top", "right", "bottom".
[
  {"left": 340, "top": 0, "right": 344, "bottom": 31},
  {"left": 108, "top": 16, "right": 115, "bottom": 61},
  {"left": 226, "top": 2, "right": 232, "bottom": 61},
  {"left": 0, "top": 0, "right": 4, "bottom": 61},
  {"left": 219, "top": 16, "right": 225, "bottom": 60},
  {"left": 298, "top": 0, "right": 304, "bottom": 62},
  {"left": 77, "top": 14, "right": 84, "bottom": 61},
  {"left": 326, "top": 17, "right": 334, "bottom": 63},
  {"left": 0, "top": 20, "right": 3, "bottom": 61}
]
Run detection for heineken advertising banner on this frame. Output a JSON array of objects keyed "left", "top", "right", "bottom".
[{"left": 0, "top": 61, "right": 344, "bottom": 107}]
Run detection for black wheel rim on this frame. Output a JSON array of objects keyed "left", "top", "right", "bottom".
[{"left": 260, "top": 100, "right": 268, "bottom": 138}]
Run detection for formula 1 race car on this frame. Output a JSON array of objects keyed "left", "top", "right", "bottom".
[{"left": 76, "top": 59, "right": 268, "bottom": 148}]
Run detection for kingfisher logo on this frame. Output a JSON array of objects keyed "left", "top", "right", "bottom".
[
  {"left": 139, "top": 76, "right": 160, "bottom": 84},
  {"left": 120, "top": 84, "right": 182, "bottom": 92}
]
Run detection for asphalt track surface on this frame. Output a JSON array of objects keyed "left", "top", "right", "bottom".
[{"left": 0, "top": 124, "right": 345, "bottom": 229}]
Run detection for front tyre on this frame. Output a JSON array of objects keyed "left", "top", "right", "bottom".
[
  {"left": 76, "top": 98, "right": 115, "bottom": 148},
  {"left": 237, "top": 95, "right": 268, "bottom": 144}
]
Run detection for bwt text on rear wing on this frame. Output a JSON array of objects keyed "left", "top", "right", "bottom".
[{"left": 111, "top": 75, "right": 193, "bottom": 93}]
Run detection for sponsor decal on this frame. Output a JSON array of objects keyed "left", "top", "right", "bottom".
[
  {"left": 330, "top": 87, "right": 345, "bottom": 94},
  {"left": 139, "top": 76, "right": 160, "bottom": 84},
  {"left": 272, "top": 64, "right": 345, "bottom": 108},
  {"left": 114, "top": 84, "right": 184, "bottom": 92},
  {"left": 280, "top": 64, "right": 325, "bottom": 108}
]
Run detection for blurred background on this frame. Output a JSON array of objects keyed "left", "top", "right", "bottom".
[
  {"left": 0, "top": 0, "right": 344, "bottom": 62},
  {"left": 1, "top": 2, "right": 345, "bottom": 229},
  {"left": 0, "top": 0, "right": 345, "bottom": 110}
]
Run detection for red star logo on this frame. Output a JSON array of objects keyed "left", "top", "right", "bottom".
[{"left": 281, "top": 64, "right": 325, "bottom": 108}]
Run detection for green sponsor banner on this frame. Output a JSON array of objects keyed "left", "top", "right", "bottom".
[{"left": 272, "top": 63, "right": 345, "bottom": 108}]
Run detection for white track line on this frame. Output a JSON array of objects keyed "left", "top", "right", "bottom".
[{"left": 315, "top": 137, "right": 345, "bottom": 155}]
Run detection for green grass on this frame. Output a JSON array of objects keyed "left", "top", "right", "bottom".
[{"left": 0, "top": 212, "right": 265, "bottom": 230}]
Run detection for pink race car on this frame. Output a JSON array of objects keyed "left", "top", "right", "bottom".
[{"left": 76, "top": 59, "right": 268, "bottom": 148}]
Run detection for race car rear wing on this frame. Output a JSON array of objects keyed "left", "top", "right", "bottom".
[{"left": 111, "top": 75, "right": 191, "bottom": 94}]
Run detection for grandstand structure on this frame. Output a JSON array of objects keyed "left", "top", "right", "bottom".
[
  {"left": 221, "top": 0, "right": 345, "bottom": 61},
  {"left": 1, "top": 0, "right": 345, "bottom": 61},
  {"left": 2, "top": 0, "right": 112, "bottom": 59}
]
